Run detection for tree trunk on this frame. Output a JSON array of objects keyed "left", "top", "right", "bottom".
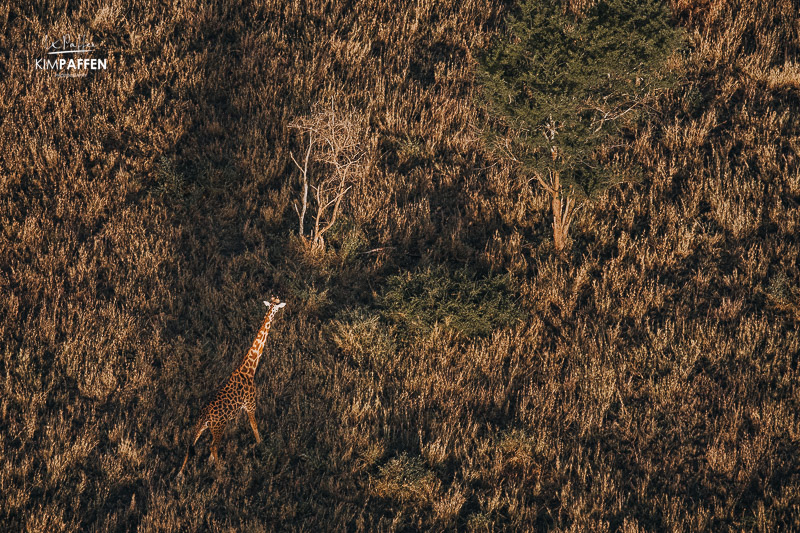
[{"left": 548, "top": 171, "right": 575, "bottom": 254}]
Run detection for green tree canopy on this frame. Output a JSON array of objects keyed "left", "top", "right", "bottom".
[{"left": 477, "top": 0, "right": 683, "bottom": 199}]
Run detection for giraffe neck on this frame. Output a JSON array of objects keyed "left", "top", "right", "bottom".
[{"left": 237, "top": 307, "right": 279, "bottom": 378}]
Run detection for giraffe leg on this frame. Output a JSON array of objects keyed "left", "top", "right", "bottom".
[
  {"left": 178, "top": 423, "right": 207, "bottom": 477},
  {"left": 178, "top": 436, "right": 195, "bottom": 476},
  {"left": 178, "top": 450, "right": 191, "bottom": 477},
  {"left": 246, "top": 407, "right": 262, "bottom": 444},
  {"left": 210, "top": 425, "right": 224, "bottom": 465}
]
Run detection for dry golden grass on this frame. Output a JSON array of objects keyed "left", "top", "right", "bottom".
[{"left": 1, "top": 0, "right": 799, "bottom": 530}]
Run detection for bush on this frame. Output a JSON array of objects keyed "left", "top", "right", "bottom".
[{"left": 379, "top": 265, "right": 524, "bottom": 338}]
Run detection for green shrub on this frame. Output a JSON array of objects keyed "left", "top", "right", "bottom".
[{"left": 379, "top": 266, "right": 524, "bottom": 339}]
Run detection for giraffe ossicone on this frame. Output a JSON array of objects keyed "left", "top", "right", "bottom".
[{"left": 178, "top": 297, "right": 287, "bottom": 477}]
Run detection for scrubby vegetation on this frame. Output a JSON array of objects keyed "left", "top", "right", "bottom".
[
  {"left": 379, "top": 266, "right": 523, "bottom": 338},
  {"left": 475, "top": 0, "right": 684, "bottom": 252},
  {"left": 1, "top": 0, "right": 799, "bottom": 531}
]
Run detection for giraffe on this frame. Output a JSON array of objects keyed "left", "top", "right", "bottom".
[{"left": 178, "top": 297, "right": 286, "bottom": 476}]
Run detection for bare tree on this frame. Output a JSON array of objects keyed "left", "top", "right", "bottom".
[
  {"left": 290, "top": 140, "right": 312, "bottom": 238},
  {"left": 289, "top": 103, "right": 365, "bottom": 254}
]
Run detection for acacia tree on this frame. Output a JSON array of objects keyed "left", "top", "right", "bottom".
[
  {"left": 289, "top": 103, "right": 366, "bottom": 254},
  {"left": 476, "top": 0, "right": 682, "bottom": 253}
]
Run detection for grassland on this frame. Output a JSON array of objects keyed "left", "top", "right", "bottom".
[{"left": 1, "top": 0, "right": 799, "bottom": 530}]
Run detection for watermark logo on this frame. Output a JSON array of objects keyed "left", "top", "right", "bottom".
[{"left": 35, "top": 34, "right": 108, "bottom": 77}]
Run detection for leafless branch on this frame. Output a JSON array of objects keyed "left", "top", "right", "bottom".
[
  {"left": 289, "top": 139, "right": 313, "bottom": 237},
  {"left": 289, "top": 102, "right": 366, "bottom": 253}
]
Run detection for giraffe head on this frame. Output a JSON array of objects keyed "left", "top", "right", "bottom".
[{"left": 264, "top": 297, "right": 286, "bottom": 311}]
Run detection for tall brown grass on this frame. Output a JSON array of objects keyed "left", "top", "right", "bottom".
[{"left": 1, "top": 0, "right": 798, "bottom": 530}]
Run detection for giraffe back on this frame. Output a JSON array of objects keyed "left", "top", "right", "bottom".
[{"left": 204, "top": 370, "right": 256, "bottom": 427}]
